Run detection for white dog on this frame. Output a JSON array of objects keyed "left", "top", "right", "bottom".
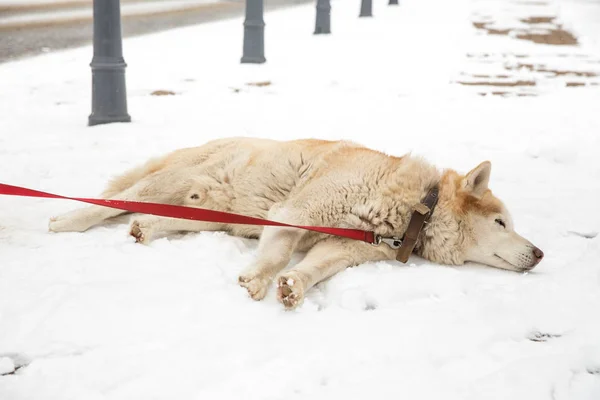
[{"left": 49, "top": 137, "right": 544, "bottom": 309}]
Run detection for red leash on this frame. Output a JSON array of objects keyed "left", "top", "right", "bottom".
[{"left": 0, "top": 183, "right": 376, "bottom": 244}]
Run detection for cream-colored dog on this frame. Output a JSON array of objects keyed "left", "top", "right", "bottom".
[{"left": 49, "top": 137, "right": 544, "bottom": 309}]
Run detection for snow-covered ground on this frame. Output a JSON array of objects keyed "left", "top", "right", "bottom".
[
  {"left": 0, "top": 0, "right": 205, "bottom": 5},
  {"left": 0, "top": 0, "right": 74, "bottom": 5},
  {"left": 1, "top": 0, "right": 600, "bottom": 398},
  {"left": 0, "top": 0, "right": 224, "bottom": 29}
]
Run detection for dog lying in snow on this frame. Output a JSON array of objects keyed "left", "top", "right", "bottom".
[{"left": 49, "top": 137, "right": 544, "bottom": 309}]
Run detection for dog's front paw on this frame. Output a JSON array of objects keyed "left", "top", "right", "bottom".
[
  {"left": 129, "top": 219, "right": 154, "bottom": 244},
  {"left": 276, "top": 272, "right": 305, "bottom": 310},
  {"left": 238, "top": 274, "right": 270, "bottom": 301}
]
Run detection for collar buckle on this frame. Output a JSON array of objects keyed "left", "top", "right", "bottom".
[{"left": 373, "top": 235, "right": 403, "bottom": 249}]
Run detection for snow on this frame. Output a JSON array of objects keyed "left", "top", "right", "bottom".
[
  {"left": 0, "top": 0, "right": 200, "bottom": 5},
  {"left": 0, "top": 0, "right": 223, "bottom": 28},
  {"left": 0, "top": 0, "right": 73, "bottom": 4},
  {"left": 1, "top": 0, "right": 600, "bottom": 399},
  {"left": 0, "top": 357, "right": 15, "bottom": 375}
]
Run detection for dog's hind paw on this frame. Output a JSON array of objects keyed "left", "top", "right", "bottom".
[
  {"left": 276, "top": 273, "right": 305, "bottom": 310},
  {"left": 129, "top": 219, "right": 154, "bottom": 244},
  {"left": 238, "top": 274, "right": 270, "bottom": 301},
  {"left": 48, "top": 213, "right": 89, "bottom": 233}
]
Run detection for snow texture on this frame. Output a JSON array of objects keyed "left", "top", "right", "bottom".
[
  {"left": 0, "top": 0, "right": 221, "bottom": 27},
  {"left": 0, "top": 358, "right": 15, "bottom": 375},
  {"left": 1, "top": 0, "right": 600, "bottom": 399},
  {"left": 0, "top": 0, "right": 72, "bottom": 4}
]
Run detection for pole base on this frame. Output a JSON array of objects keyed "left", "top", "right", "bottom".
[
  {"left": 314, "top": 27, "right": 331, "bottom": 34},
  {"left": 241, "top": 56, "right": 266, "bottom": 64},
  {"left": 88, "top": 113, "right": 131, "bottom": 126},
  {"left": 359, "top": 0, "right": 372, "bottom": 16}
]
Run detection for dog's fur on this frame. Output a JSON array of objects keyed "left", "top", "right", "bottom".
[{"left": 49, "top": 137, "right": 544, "bottom": 309}]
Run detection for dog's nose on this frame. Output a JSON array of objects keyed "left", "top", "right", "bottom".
[{"left": 532, "top": 247, "right": 544, "bottom": 265}]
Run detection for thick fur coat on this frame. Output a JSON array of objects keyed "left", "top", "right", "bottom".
[{"left": 49, "top": 137, "right": 544, "bottom": 309}]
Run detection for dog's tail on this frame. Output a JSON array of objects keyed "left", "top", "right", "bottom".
[{"left": 100, "top": 156, "right": 167, "bottom": 199}]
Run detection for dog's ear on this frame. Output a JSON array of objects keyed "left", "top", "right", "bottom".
[{"left": 462, "top": 161, "right": 491, "bottom": 198}]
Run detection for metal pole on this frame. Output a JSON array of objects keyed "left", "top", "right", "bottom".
[
  {"left": 241, "top": 0, "right": 266, "bottom": 63},
  {"left": 88, "top": 0, "right": 130, "bottom": 126},
  {"left": 314, "top": 0, "right": 331, "bottom": 34},
  {"left": 359, "top": 0, "right": 372, "bottom": 17},
  {"left": 389, "top": 0, "right": 399, "bottom": 5}
]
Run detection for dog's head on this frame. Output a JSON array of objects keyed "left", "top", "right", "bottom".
[{"left": 422, "top": 161, "right": 544, "bottom": 272}]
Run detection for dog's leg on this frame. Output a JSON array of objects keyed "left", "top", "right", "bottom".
[
  {"left": 275, "top": 239, "right": 391, "bottom": 309},
  {"left": 48, "top": 198, "right": 132, "bottom": 233},
  {"left": 48, "top": 171, "right": 193, "bottom": 233},
  {"left": 238, "top": 205, "right": 309, "bottom": 301},
  {"left": 128, "top": 215, "right": 223, "bottom": 244}
]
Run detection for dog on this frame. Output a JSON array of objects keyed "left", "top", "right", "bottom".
[{"left": 48, "top": 137, "right": 544, "bottom": 309}]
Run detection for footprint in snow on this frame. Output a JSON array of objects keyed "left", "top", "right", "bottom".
[
  {"left": 528, "top": 331, "right": 562, "bottom": 342},
  {"left": 0, "top": 353, "right": 31, "bottom": 376},
  {"left": 567, "top": 230, "right": 598, "bottom": 239}
]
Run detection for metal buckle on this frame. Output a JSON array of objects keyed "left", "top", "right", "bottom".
[{"left": 373, "top": 235, "right": 403, "bottom": 249}]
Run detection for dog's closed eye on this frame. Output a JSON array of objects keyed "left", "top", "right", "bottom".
[{"left": 495, "top": 218, "right": 506, "bottom": 228}]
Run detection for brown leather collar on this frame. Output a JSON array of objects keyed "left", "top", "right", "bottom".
[{"left": 374, "top": 185, "right": 439, "bottom": 263}]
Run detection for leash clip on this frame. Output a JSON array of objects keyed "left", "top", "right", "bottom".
[{"left": 373, "top": 235, "right": 403, "bottom": 249}]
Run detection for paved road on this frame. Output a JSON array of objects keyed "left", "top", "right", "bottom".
[{"left": 0, "top": 0, "right": 313, "bottom": 64}]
